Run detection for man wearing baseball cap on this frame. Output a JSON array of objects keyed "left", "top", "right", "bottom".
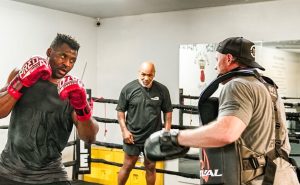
[
  {"left": 216, "top": 37, "right": 265, "bottom": 72},
  {"left": 144, "top": 37, "right": 299, "bottom": 185}
]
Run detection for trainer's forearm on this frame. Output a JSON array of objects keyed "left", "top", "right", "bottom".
[
  {"left": 178, "top": 121, "right": 232, "bottom": 148},
  {"left": 178, "top": 116, "right": 246, "bottom": 148}
]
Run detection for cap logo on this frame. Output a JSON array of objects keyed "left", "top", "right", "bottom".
[{"left": 250, "top": 45, "right": 255, "bottom": 58}]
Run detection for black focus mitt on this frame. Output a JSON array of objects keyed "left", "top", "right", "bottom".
[{"left": 144, "top": 129, "right": 190, "bottom": 161}]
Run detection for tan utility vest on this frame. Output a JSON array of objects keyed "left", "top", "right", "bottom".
[{"left": 197, "top": 69, "right": 291, "bottom": 185}]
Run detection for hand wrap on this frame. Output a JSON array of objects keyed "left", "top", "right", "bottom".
[
  {"left": 144, "top": 129, "right": 190, "bottom": 161},
  {"left": 58, "top": 75, "right": 92, "bottom": 121}
]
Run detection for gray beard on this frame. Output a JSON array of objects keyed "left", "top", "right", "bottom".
[{"left": 138, "top": 78, "right": 153, "bottom": 88}]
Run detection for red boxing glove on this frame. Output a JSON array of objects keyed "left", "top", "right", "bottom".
[
  {"left": 7, "top": 56, "right": 52, "bottom": 100},
  {"left": 58, "top": 75, "right": 92, "bottom": 122}
]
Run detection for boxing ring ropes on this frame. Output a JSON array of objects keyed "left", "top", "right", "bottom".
[{"left": 0, "top": 89, "right": 300, "bottom": 184}]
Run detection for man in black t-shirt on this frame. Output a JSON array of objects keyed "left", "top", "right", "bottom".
[
  {"left": 0, "top": 33, "right": 99, "bottom": 185},
  {"left": 116, "top": 62, "right": 173, "bottom": 185}
]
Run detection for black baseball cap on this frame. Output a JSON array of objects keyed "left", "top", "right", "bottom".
[{"left": 216, "top": 37, "right": 265, "bottom": 71}]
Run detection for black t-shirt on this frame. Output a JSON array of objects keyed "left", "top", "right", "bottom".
[
  {"left": 0, "top": 80, "right": 74, "bottom": 184},
  {"left": 116, "top": 80, "right": 173, "bottom": 145}
]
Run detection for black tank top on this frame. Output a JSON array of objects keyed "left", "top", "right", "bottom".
[{"left": 0, "top": 80, "right": 74, "bottom": 184}]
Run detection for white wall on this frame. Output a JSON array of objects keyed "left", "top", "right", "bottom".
[
  {"left": 0, "top": 1, "right": 98, "bottom": 89},
  {"left": 0, "top": 0, "right": 98, "bottom": 180},
  {"left": 97, "top": 0, "right": 300, "bottom": 102},
  {"left": 1, "top": 0, "right": 300, "bottom": 184},
  {"left": 259, "top": 47, "right": 300, "bottom": 97},
  {"left": 97, "top": 0, "right": 300, "bottom": 184}
]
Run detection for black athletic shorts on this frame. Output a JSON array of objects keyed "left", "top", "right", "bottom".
[{"left": 123, "top": 143, "right": 144, "bottom": 156}]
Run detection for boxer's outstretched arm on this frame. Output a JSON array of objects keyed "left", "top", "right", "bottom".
[{"left": 0, "top": 69, "right": 19, "bottom": 118}]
